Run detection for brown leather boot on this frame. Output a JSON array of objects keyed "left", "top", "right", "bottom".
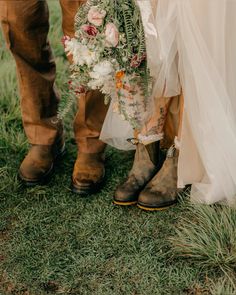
[
  {"left": 137, "top": 145, "right": 180, "bottom": 211},
  {"left": 113, "top": 141, "right": 163, "bottom": 206},
  {"left": 72, "top": 152, "right": 105, "bottom": 195},
  {"left": 18, "top": 136, "right": 65, "bottom": 186}
]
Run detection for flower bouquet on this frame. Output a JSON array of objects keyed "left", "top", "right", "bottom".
[{"left": 63, "top": 0, "right": 152, "bottom": 129}]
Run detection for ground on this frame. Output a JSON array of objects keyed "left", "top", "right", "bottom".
[{"left": 0, "top": 2, "right": 236, "bottom": 295}]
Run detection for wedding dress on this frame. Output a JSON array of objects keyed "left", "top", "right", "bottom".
[{"left": 101, "top": 0, "right": 236, "bottom": 205}]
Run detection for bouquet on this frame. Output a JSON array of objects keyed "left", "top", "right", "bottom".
[{"left": 63, "top": 0, "right": 152, "bottom": 129}]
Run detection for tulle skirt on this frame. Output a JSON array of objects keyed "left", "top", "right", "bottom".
[
  {"left": 152, "top": 0, "right": 236, "bottom": 205},
  {"left": 101, "top": 0, "right": 236, "bottom": 205}
]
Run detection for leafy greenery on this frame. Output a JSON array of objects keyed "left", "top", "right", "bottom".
[
  {"left": 68, "top": 0, "right": 152, "bottom": 129},
  {"left": 0, "top": 2, "right": 236, "bottom": 295}
]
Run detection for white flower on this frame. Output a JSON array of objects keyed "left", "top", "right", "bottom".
[
  {"left": 80, "top": 45, "right": 98, "bottom": 66},
  {"left": 101, "top": 78, "right": 116, "bottom": 95},
  {"left": 87, "top": 79, "right": 103, "bottom": 90},
  {"left": 64, "top": 38, "right": 78, "bottom": 56},
  {"left": 88, "top": 61, "right": 115, "bottom": 92},
  {"left": 64, "top": 38, "right": 98, "bottom": 66},
  {"left": 89, "top": 61, "right": 114, "bottom": 79}
]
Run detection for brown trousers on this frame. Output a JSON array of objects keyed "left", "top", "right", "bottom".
[{"left": 0, "top": 0, "right": 108, "bottom": 153}]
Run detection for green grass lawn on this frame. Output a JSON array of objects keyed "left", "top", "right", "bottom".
[{"left": 0, "top": 2, "right": 236, "bottom": 295}]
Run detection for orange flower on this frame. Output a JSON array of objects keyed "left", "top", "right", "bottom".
[
  {"left": 115, "top": 71, "right": 125, "bottom": 80},
  {"left": 116, "top": 81, "right": 123, "bottom": 89}
]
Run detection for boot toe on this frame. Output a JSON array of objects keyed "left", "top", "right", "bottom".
[
  {"left": 19, "top": 165, "right": 50, "bottom": 181},
  {"left": 72, "top": 153, "right": 105, "bottom": 195},
  {"left": 137, "top": 146, "right": 180, "bottom": 211},
  {"left": 113, "top": 185, "right": 138, "bottom": 205},
  {"left": 138, "top": 188, "right": 177, "bottom": 211},
  {"left": 73, "top": 170, "right": 105, "bottom": 187},
  {"left": 18, "top": 135, "right": 65, "bottom": 186},
  {"left": 19, "top": 157, "right": 53, "bottom": 185}
]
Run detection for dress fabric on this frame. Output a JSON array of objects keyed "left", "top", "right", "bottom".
[
  {"left": 100, "top": 0, "right": 236, "bottom": 205},
  {"left": 146, "top": 0, "right": 236, "bottom": 205}
]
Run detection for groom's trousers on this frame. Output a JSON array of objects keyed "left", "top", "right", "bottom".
[{"left": 0, "top": 0, "right": 108, "bottom": 153}]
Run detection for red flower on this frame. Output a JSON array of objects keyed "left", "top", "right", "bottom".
[
  {"left": 75, "top": 86, "right": 86, "bottom": 94},
  {"left": 130, "top": 53, "right": 147, "bottom": 68},
  {"left": 81, "top": 25, "right": 98, "bottom": 37}
]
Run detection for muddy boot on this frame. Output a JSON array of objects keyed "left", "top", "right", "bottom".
[
  {"left": 18, "top": 135, "right": 65, "bottom": 186},
  {"left": 113, "top": 141, "right": 164, "bottom": 206},
  {"left": 137, "top": 145, "right": 180, "bottom": 211},
  {"left": 72, "top": 152, "right": 105, "bottom": 195}
]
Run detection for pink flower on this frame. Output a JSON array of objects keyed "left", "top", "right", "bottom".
[
  {"left": 75, "top": 86, "right": 86, "bottom": 94},
  {"left": 61, "top": 35, "right": 71, "bottom": 47},
  {"left": 81, "top": 24, "right": 98, "bottom": 37},
  {"left": 68, "top": 81, "right": 86, "bottom": 94},
  {"left": 130, "top": 53, "right": 146, "bottom": 68},
  {"left": 88, "top": 6, "right": 106, "bottom": 27},
  {"left": 105, "top": 23, "right": 119, "bottom": 47}
]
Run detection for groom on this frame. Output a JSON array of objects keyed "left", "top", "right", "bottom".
[{"left": 0, "top": 0, "right": 108, "bottom": 193}]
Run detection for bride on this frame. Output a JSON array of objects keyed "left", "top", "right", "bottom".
[{"left": 104, "top": 0, "right": 236, "bottom": 208}]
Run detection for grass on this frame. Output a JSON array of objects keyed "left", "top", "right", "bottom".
[{"left": 0, "top": 2, "right": 236, "bottom": 294}]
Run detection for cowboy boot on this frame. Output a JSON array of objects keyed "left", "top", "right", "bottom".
[
  {"left": 18, "top": 133, "right": 65, "bottom": 186},
  {"left": 113, "top": 141, "right": 164, "bottom": 206},
  {"left": 72, "top": 152, "right": 105, "bottom": 195},
  {"left": 137, "top": 145, "right": 180, "bottom": 211}
]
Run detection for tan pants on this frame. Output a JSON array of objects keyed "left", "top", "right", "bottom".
[{"left": 0, "top": 0, "right": 108, "bottom": 153}]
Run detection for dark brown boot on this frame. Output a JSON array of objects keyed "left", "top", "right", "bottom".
[
  {"left": 137, "top": 145, "right": 180, "bottom": 211},
  {"left": 72, "top": 152, "right": 105, "bottom": 195},
  {"left": 113, "top": 141, "right": 163, "bottom": 206},
  {"left": 18, "top": 136, "right": 65, "bottom": 186}
]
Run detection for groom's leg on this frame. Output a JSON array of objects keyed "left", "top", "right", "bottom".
[
  {"left": 0, "top": 0, "right": 62, "bottom": 145},
  {"left": 60, "top": 0, "right": 108, "bottom": 194},
  {"left": 0, "top": 0, "right": 64, "bottom": 186}
]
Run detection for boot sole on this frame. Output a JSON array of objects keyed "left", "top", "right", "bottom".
[
  {"left": 18, "top": 165, "right": 54, "bottom": 187},
  {"left": 113, "top": 200, "right": 137, "bottom": 206},
  {"left": 137, "top": 201, "right": 177, "bottom": 211},
  {"left": 71, "top": 173, "right": 105, "bottom": 196},
  {"left": 71, "top": 182, "right": 103, "bottom": 196},
  {"left": 18, "top": 146, "right": 66, "bottom": 187}
]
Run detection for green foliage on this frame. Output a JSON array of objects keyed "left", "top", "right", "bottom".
[
  {"left": 69, "top": 0, "right": 152, "bottom": 129},
  {"left": 170, "top": 198, "right": 236, "bottom": 275},
  {"left": 210, "top": 277, "right": 236, "bottom": 295},
  {"left": 74, "top": 0, "right": 148, "bottom": 71}
]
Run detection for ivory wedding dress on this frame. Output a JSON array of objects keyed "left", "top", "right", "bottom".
[{"left": 101, "top": 0, "right": 236, "bottom": 205}]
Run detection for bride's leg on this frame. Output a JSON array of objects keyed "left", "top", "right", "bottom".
[
  {"left": 137, "top": 94, "right": 184, "bottom": 211},
  {"left": 113, "top": 97, "right": 171, "bottom": 206}
]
